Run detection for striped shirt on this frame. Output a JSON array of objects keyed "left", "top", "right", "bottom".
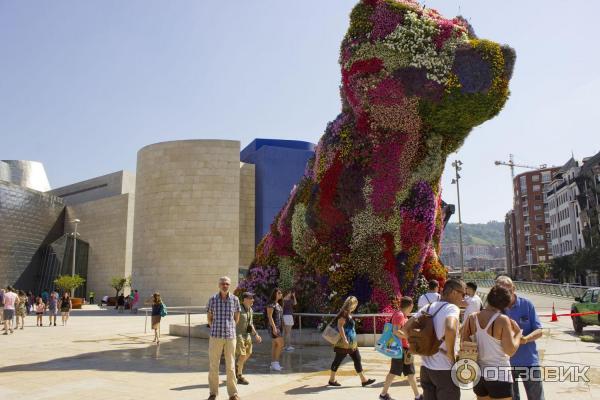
[{"left": 207, "top": 292, "right": 241, "bottom": 339}]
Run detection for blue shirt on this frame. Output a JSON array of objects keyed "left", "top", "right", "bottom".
[{"left": 505, "top": 295, "right": 542, "bottom": 367}]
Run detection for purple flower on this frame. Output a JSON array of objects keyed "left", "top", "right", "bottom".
[{"left": 452, "top": 46, "right": 493, "bottom": 94}]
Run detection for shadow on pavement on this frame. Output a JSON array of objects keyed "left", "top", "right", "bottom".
[
  {"left": 0, "top": 336, "right": 338, "bottom": 376},
  {"left": 171, "top": 384, "right": 210, "bottom": 391}
]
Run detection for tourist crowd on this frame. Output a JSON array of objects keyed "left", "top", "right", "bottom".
[
  {"left": 0, "top": 286, "right": 74, "bottom": 333},
  {"left": 203, "top": 275, "right": 544, "bottom": 400},
  {"left": 3, "top": 275, "right": 544, "bottom": 400}
]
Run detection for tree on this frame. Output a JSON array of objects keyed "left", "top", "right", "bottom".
[
  {"left": 534, "top": 261, "right": 550, "bottom": 281},
  {"left": 110, "top": 276, "right": 131, "bottom": 297},
  {"left": 551, "top": 255, "right": 574, "bottom": 283},
  {"left": 54, "top": 275, "right": 86, "bottom": 296}
]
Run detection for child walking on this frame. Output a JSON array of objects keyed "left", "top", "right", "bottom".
[
  {"left": 379, "top": 296, "right": 422, "bottom": 400},
  {"left": 35, "top": 297, "right": 46, "bottom": 327}
]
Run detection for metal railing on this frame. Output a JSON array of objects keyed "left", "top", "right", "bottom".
[
  {"left": 474, "top": 279, "right": 590, "bottom": 298},
  {"left": 139, "top": 306, "right": 207, "bottom": 354},
  {"left": 138, "top": 308, "right": 404, "bottom": 350}
]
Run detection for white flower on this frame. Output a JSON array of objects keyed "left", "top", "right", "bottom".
[{"left": 382, "top": 11, "right": 468, "bottom": 84}]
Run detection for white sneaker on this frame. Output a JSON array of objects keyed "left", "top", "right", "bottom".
[
  {"left": 270, "top": 362, "right": 283, "bottom": 371},
  {"left": 285, "top": 346, "right": 295, "bottom": 351}
]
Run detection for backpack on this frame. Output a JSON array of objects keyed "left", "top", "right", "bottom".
[
  {"left": 159, "top": 302, "right": 168, "bottom": 317},
  {"left": 406, "top": 302, "right": 449, "bottom": 356}
]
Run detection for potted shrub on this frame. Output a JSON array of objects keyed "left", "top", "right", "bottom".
[
  {"left": 54, "top": 275, "right": 86, "bottom": 309},
  {"left": 110, "top": 276, "right": 131, "bottom": 308}
]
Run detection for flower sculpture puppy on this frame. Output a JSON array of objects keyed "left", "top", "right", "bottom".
[{"left": 239, "top": 0, "right": 515, "bottom": 315}]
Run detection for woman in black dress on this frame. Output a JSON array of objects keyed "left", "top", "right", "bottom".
[{"left": 266, "top": 288, "right": 284, "bottom": 371}]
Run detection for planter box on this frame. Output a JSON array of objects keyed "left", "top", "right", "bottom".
[{"left": 71, "top": 298, "right": 83, "bottom": 309}]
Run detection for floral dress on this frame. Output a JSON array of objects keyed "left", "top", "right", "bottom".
[
  {"left": 267, "top": 302, "right": 283, "bottom": 338},
  {"left": 16, "top": 295, "right": 27, "bottom": 317}
]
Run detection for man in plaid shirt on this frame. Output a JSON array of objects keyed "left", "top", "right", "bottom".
[{"left": 207, "top": 276, "right": 241, "bottom": 400}]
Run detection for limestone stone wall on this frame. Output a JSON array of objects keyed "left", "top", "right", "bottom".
[
  {"left": 65, "top": 193, "right": 134, "bottom": 298},
  {"left": 50, "top": 170, "right": 135, "bottom": 206},
  {"left": 239, "top": 163, "right": 255, "bottom": 269},
  {"left": 132, "top": 140, "right": 241, "bottom": 306}
]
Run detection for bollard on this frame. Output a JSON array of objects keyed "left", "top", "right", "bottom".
[{"left": 144, "top": 310, "right": 148, "bottom": 334}]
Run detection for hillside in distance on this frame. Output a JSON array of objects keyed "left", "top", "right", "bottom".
[{"left": 442, "top": 221, "right": 505, "bottom": 247}]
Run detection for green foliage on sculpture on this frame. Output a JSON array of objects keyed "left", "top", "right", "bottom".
[{"left": 238, "top": 0, "right": 515, "bottom": 321}]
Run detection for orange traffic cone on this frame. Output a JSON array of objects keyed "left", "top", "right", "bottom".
[{"left": 551, "top": 302, "right": 558, "bottom": 322}]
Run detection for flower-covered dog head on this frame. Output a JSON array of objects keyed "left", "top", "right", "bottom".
[{"left": 340, "top": 0, "right": 515, "bottom": 153}]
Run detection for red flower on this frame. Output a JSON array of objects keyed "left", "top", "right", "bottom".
[{"left": 317, "top": 156, "right": 345, "bottom": 238}]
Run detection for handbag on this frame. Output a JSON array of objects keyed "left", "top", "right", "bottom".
[
  {"left": 322, "top": 321, "right": 341, "bottom": 345},
  {"left": 458, "top": 340, "right": 478, "bottom": 361},
  {"left": 458, "top": 315, "right": 478, "bottom": 361},
  {"left": 376, "top": 322, "right": 403, "bottom": 359},
  {"left": 159, "top": 302, "right": 168, "bottom": 318}
]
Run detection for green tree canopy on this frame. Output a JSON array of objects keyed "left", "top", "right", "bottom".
[
  {"left": 110, "top": 276, "right": 131, "bottom": 297},
  {"left": 54, "top": 275, "right": 86, "bottom": 294}
]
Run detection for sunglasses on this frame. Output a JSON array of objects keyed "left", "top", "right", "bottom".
[{"left": 220, "top": 282, "right": 230, "bottom": 286}]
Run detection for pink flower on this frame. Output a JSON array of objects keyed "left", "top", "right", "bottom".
[{"left": 371, "top": 3, "right": 404, "bottom": 40}]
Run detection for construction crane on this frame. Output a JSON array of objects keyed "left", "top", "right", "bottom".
[{"left": 494, "top": 154, "right": 547, "bottom": 181}]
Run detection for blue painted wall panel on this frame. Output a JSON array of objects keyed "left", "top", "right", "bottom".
[{"left": 241, "top": 139, "right": 315, "bottom": 246}]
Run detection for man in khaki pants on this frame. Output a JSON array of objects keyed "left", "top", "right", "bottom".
[{"left": 207, "top": 276, "right": 241, "bottom": 400}]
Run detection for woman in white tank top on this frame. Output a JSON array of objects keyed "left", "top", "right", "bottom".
[{"left": 462, "top": 286, "right": 522, "bottom": 400}]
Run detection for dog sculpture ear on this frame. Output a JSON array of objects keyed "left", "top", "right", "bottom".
[{"left": 501, "top": 45, "right": 516, "bottom": 82}]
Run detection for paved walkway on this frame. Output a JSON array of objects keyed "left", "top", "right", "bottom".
[{"left": 1, "top": 298, "right": 600, "bottom": 400}]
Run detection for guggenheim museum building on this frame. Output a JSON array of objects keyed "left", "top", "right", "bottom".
[{"left": 0, "top": 139, "right": 315, "bottom": 305}]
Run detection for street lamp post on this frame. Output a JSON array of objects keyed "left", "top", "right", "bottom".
[
  {"left": 451, "top": 160, "right": 465, "bottom": 278},
  {"left": 71, "top": 218, "right": 81, "bottom": 297}
]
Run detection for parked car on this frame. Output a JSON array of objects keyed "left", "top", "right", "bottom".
[{"left": 571, "top": 287, "right": 600, "bottom": 334}]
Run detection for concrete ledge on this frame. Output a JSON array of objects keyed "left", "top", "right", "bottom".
[{"left": 169, "top": 324, "right": 382, "bottom": 347}]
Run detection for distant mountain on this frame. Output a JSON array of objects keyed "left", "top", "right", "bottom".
[{"left": 442, "top": 221, "right": 505, "bottom": 247}]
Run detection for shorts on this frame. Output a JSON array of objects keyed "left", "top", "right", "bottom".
[
  {"left": 236, "top": 336, "right": 253, "bottom": 357},
  {"left": 36, "top": 312, "right": 44, "bottom": 316},
  {"left": 389, "top": 357, "right": 415, "bottom": 376},
  {"left": 48, "top": 308, "right": 58, "bottom": 316},
  {"left": 3, "top": 309, "right": 15, "bottom": 320},
  {"left": 283, "top": 315, "right": 294, "bottom": 326},
  {"left": 473, "top": 379, "right": 513, "bottom": 399}
]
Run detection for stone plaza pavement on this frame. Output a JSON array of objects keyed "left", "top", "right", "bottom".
[{"left": 1, "top": 296, "right": 600, "bottom": 400}]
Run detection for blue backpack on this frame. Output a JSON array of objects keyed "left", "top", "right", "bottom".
[
  {"left": 376, "top": 322, "right": 403, "bottom": 359},
  {"left": 159, "top": 302, "right": 168, "bottom": 317}
]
